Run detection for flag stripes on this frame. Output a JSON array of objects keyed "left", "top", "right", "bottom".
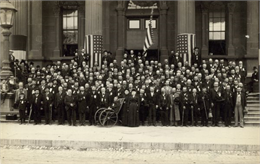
[
  {"left": 176, "top": 33, "right": 195, "bottom": 66},
  {"left": 85, "top": 35, "right": 103, "bottom": 68},
  {"left": 143, "top": 9, "right": 154, "bottom": 56}
]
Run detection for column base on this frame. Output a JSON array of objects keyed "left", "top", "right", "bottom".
[
  {"left": 53, "top": 49, "right": 61, "bottom": 57},
  {"left": 201, "top": 46, "right": 208, "bottom": 56},
  {"left": 228, "top": 46, "right": 235, "bottom": 56},
  {"left": 0, "top": 92, "right": 15, "bottom": 113},
  {"left": 116, "top": 48, "right": 124, "bottom": 64},
  {"left": 160, "top": 48, "right": 168, "bottom": 62}
]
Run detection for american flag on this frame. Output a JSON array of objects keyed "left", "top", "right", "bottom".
[
  {"left": 176, "top": 33, "right": 195, "bottom": 66},
  {"left": 85, "top": 35, "right": 102, "bottom": 68},
  {"left": 143, "top": 9, "right": 154, "bottom": 56}
]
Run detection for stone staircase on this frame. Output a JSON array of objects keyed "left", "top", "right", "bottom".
[{"left": 244, "top": 93, "right": 260, "bottom": 126}]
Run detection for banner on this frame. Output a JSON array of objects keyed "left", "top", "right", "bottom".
[
  {"left": 84, "top": 35, "right": 103, "bottom": 68},
  {"left": 176, "top": 33, "right": 195, "bottom": 66}
]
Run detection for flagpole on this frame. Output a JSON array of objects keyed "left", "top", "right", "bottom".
[{"left": 143, "top": 7, "right": 154, "bottom": 58}]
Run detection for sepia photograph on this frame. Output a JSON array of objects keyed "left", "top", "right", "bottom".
[{"left": 0, "top": 0, "right": 259, "bottom": 163}]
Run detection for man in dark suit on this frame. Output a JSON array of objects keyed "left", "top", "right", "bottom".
[
  {"left": 31, "top": 89, "right": 43, "bottom": 125},
  {"left": 89, "top": 86, "right": 100, "bottom": 125},
  {"left": 159, "top": 88, "right": 171, "bottom": 126},
  {"left": 78, "top": 86, "right": 87, "bottom": 126},
  {"left": 210, "top": 81, "right": 225, "bottom": 127},
  {"left": 54, "top": 86, "right": 65, "bottom": 125},
  {"left": 64, "top": 89, "right": 77, "bottom": 126},
  {"left": 224, "top": 85, "right": 234, "bottom": 127},
  {"left": 191, "top": 47, "right": 202, "bottom": 67},
  {"left": 42, "top": 88, "right": 54, "bottom": 125},
  {"left": 180, "top": 86, "right": 192, "bottom": 126},
  {"left": 233, "top": 87, "right": 246, "bottom": 128},
  {"left": 147, "top": 86, "right": 159, "bottom": 126},
  {"left": 190, "top": 88, "right": 200, "bottom": 126},
  {"left": 198, "top": 86, "right": 210, "bottom": 127}
]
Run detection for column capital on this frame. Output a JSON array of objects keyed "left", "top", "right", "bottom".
[
  {"left": 51, "top": 1, "right": 61, "bottom": 17},
  {"left": 227, "top": 2, "right": 236, "bottom": 14},
  {"left": 159, "top": 1, "right": 168, "bottom": 11},
  {"left": 200, "top": 3, "right": 209, "bottom": 13}
]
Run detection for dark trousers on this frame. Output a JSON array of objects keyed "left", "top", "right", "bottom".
[
  {"left": 57, "top": 105, "right": 65, "bottom": 124},
  {"left": 148, "top": 105, "right": 156, "bottom": 125},
  {"left": 224, "top": 104, "right": 232, "bottom": 126},
  {"left": 200, "top": 107, "right": 208, "bottom": 126},
  {"left": 139, "top": 105, "right": 147, "bottom": 125},
  {"left": 79, "top": 112, "right": 86, "bottom": 125},
  {"left": 44, "top": 106, "right": 52, "bottom": 124},
  {"left": 19, "top": 109, "right": 25, "bottom": 123},
  {"left": 183, "top": 106, "right": 190, "bottom": 126},
  {"left": 33, "top": 107, "right": 41, "bottom": 124},
  {"left": 89, "top": 106, "right": 96, "bottom": 125},
  {"left": 160, "top": 107, "right": 170, "bottom": 126},
  {"left": 212, "top": 102, "right": 221, "bottom": 126},
  {"left": 66, "top": 107, "right": 76, "bottom": 125},
  {"left": 192, "top": 108, "right": 199, "bottom": 126}
]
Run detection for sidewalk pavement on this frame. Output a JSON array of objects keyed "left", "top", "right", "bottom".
[{"left": 1, "top": 123, "right": 260, "bottom": 151}]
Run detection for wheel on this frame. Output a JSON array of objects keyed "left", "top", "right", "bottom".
[
  {"left": 94, "top": 108, "right": 106, "bottom": 124},
  {"left": 99, "top": 109, "right": 118, "bottom": 127}
]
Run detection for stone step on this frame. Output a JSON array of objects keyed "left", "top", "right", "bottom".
[
  {"left": 245, "top": 112, "right": 260, "bottom": 117},
  {"left": 244, "top": 116, "right": 260, "bottom": 121},
  {"left": 247, "top": 97, "right": 260, "bottom": 100},
  {"left": 246, "top": 100, "right": 260, "bottom": 104},
  {"left": 244, "top": 120, "right": 260, "bottom": 126},
  {"left": 246, "top": 104, "right": 260, "bottom": 107},
  {"left": 248, "top": 92, "right": 260, "bottom": 96}
]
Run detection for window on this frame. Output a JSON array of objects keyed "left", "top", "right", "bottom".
[
  {"left": 208, "top": 2, "right": 226, "bottom": 55},
  {"left": 145, "top": 19, "right": 156, "bottom": 29},
  {"left": 128, "top": 20, "right": 140, "bottom": 29},
  {"left": 62, "top": 8, "right": 78, "bottom": 56}
]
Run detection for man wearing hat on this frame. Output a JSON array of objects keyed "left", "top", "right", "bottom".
[
  {"left": 54, "top": 86, "right": 65, "bottom": 125},
  {"left": 15, "top": 92, "right": 27, "bottom": 124},
  {"left": 31, "top": 89, "right": 43, "bottom": 125},
  {"left": 64, "top": 89, "right": 77, "bottom": 126},
  {"left": 43, "top": 87, "right": 54, "bottom": 125}
]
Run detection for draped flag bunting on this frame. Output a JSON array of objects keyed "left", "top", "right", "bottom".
[
  {"left": 84, "top": 35, "right": 103, "bottom": 68},
  {"left": 176, "top": 33, "right": 195, "bottom": 66},
  {"left": 142, "top": 8, "right": 154, "bottom": 57}
]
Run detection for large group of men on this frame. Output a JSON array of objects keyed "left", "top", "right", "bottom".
[{"left": 9, "top": 48, "right": 254, "bottom": 128}]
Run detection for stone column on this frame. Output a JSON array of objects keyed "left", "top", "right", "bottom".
[
  {"left": 78, "top": 4, "right": 85, "bottom": 52},
  {"left": 53, "top": 5, "right": 61, "bottom": 57},
  {"left": 159, "top": 1, "right": 168, "bottom": 62},
  {"left": 227, "top": 2, "right": 235, "bottom": 56},
  {"left": 245, "top": 1, "right": 259, "bottom": 74},
  {"left": 177, "top": 0, "right": 195, "bottom": 34},
  {"left": 201, "top": 3, "right": 209, "bottom": 57},
  {"left": 115, "top": 1, "right": 126, "bottom": 63},
  {"left": 85, "top": 0, "right": 102, "bottom": 35},
  {"left": 10, "top": 0, "right": 28, "bottom": 36},
  {"left": 28, "top": 1, "right": 44, "bottom": 61},
  {"left": 246, "top": 1, "right": 259, "bottom": 57},
  {"left": 0, "top": 29, "right": 12, "bottom": 79}
]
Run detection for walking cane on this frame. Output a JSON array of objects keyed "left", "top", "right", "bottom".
[
  {"left": 182, "top": 106, "right": 185, "bottom": 126},
  {"left": 191, "top": 106, "right": 194, "bottom": 126},
  {"left": 203, "top": 98, "right": 208, "bottom": 119},
  {"left": 28, "top": 106, "right": 32, "bottom": 123}
]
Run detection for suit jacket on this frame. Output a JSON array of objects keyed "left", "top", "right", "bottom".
[
  {"left": 54, "top": 92, "right": 64, "bottom": 108},
  {"left": 159, "top": 94, "right": 171, "bottom": 109},
  {"left": 233, "top": 91, "right": 246, "bottom": 109},
  {"left": 32, "top": 94, "right": 43, "bottom": 110},
  {"left": 78, "top": 91, "right": 87, "bottom": 113},
  {"left": 210, "top": 87, "right": 225, "bottom": 104},
  {"left": 191, "top": 52, "right": 202, "bottom": 66},
  {"left": 146, "top": 92, "right": 159, "bottom": 106}
]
